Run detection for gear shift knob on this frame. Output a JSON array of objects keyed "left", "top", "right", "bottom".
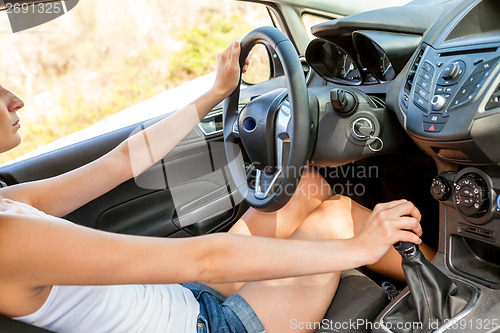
[{"left": 394, "top": 241, "right": 418, "bottom": 258}]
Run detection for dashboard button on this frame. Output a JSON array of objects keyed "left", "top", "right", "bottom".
[
  {"left": 438, "top": 60, "right": 466, "bottom": 86},
  {"left": 416, "top": 75, "right": 432, "bottom": 91},
  {"left": 450, "top": 91, "right": 477, "bottom": 110},
  {"left": 441, "top": 62, "right": 460, "bottom": 80},
  {"left": 474, "top": 56, "right": 499, "bottom": 73},
  {"left": 423, "top": 61, "right": 435, "bottom": 75},
  {"left": 497, "top": 194, "right": 500, "bottom": 211},
  {"left": 431, "top": 94, "right": 447, "bottom": 111},
  {"left": 414, "top": 94, "right": 429, "bottom": 111},
  {"left": 424, "top": 113, "right": 448, "bottom": 124},
  {"left": 450, "top": 97, "right": 466, "bottom": 109},
  {"left": 423, "top": 122, "right": 445, "bottom": 132},
  {"left": 456, "top": 84, "right": 475, "bottom": 98},
  {"left": 465, "top": 72, "right": 485, "bottom": 85},
  {"left": 444, "top": 86, "right": 455, "bottom": 94},
  {"left": 430, "top": 176, "right": 451, "bottom": 201},
  {"left": 421, "top": 70, "right": 433, "bottom": 82},
  {"left": 435, "top": 85, "right": 446, "bottom": 94},
  {"left": 453, "top": 174, "right": 489, "bottom": 218},
  {"left": 415, "top": 85, "right": 431, "bottom": 100}
]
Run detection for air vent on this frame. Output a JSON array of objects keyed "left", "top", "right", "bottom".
[
  {"left": 368, "top": 95, "right": 385, "bottom": 109},
  {"left": 299, "top": 56, "right": 312, "bottom": 84},
  {"left": 485, "top": 82, "right": 500, "bottom": 111},
  {"left": 401, "top": 46, "right": 426, "bottom": 109}
]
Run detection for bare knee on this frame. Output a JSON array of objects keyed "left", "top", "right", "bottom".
[
  {"left": 297, "top": 195, "right": 355, "bottom": 240},
  {"left": 293, "top": 167, "right": 333, "bottom": 203},
  {"left": 318, "top": 195, "right": 353, "bottom": 218}
]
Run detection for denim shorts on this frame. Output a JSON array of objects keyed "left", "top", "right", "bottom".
[{"left": 183, "top": 282, "right": 266, "bottom": 333}]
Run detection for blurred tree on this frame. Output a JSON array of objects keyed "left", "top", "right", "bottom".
[{"left": 0, "top": 0, "right": 271, "bottom": 164}]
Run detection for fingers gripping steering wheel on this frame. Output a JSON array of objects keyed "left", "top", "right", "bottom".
[{"left": 223, "top": 27, "right": 311, "bottom": 212}]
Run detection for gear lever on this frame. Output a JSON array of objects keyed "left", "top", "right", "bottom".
[
  {"left": 381, "top": 240, "right": 477, "bottom": 332},
  {"left": 393, "top": 241, "right": 418, "bottom": 258}
]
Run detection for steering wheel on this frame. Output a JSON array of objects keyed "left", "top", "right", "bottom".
[{"left": 223, "top": 27, "right": 311, "bottom": 212}]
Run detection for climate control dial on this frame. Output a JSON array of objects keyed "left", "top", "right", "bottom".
[
  {"left": 430, "top": 176, "right": 451, "bottom": 201},
  {"left": 453, "top": 173, "right": 489, "bottom": 218}
]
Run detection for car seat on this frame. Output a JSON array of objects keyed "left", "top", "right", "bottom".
[{"left": 0, "top": 270, "right": 388, "bottom": 333}]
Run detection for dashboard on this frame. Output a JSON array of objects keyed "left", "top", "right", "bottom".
[
  {"left": 305, "top": 0, "right": 500, "bottom": 199},
  {"left": 303, "top": 0, "right": 500, "bottom": 319}
]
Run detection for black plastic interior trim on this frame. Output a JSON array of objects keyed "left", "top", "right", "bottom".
[{"left": 311, "top": 5, "right": 441, "bottom": 39}]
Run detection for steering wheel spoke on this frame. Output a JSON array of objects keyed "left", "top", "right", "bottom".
[
  {"left": 232, "top": 118, "right": 240, "bottom": 138},
  {"left": 254, "top": 168, "right": 283, "bottom": 199},
  {"left": 275, "top": 99, "right": 292, "bottom": 170}
]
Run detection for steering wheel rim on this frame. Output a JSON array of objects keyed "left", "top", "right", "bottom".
[{"left": 223, "top": 27, "right": 311, "bottom": 212}]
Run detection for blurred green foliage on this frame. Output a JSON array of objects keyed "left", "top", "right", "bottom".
[
  {"left": 0, "top": 9, "right": 262, "bottom": 164},
  {"left": 170, "top": 14, "right": 251, "bottom": 84}
]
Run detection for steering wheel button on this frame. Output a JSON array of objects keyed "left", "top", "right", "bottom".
[{"left": 496, "top": 195, "right": 500, "bottom": 211}]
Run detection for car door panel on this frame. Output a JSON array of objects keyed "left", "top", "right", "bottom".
[
  {"left": 0, "top": 114, "right": 242, "bottom": 237},
  {"left": 0, "top": 74, "right": 286, "bottom": 239}
]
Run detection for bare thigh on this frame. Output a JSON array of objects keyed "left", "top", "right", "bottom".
[
  {"left": 237, "top": 195, "right": 355, "bottom": 333},
  {"left": 236, "top": 196, "right": 435, "bottom": 332},
  {"left": 205, "top": 167, "right": 333, "bottom": 297}
]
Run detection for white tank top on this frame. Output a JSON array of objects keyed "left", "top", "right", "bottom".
[{"left": 1, "top": 198, "right": 200, "bottom": 333}]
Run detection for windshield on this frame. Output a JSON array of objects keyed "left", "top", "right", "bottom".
[{"left": 301, "top": 0, "right": 413, "bottom": 39}]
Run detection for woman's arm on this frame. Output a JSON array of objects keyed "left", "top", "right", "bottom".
[
  {"left": 0, "top": 41, "right": 245, "bottom": 217},
  {"left": 0, "top": 200, "right": 422, "bottom": 288}
]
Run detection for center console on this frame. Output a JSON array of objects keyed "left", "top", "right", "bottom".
[{"left": 376, "top": 1, "right": 500, "bottom": 332}]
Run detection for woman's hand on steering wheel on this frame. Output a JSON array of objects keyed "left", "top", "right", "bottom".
[{"left": 212, "top": 39, "right": 250, "bottom": 99}]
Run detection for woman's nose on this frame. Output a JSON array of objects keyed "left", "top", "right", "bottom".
[{"left": 9, "top": 96, "right": 24, "bottom": 112}]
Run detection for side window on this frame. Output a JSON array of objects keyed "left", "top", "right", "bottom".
[
  {"left": 0, "top": 1, "right": 273, "bottom": 165},
  {"left": 241, "top": 43, "right": 273, "bottom": 85}
]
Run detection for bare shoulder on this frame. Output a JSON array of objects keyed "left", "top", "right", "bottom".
[
  {"left": 0, "top": 214, "right": 47, "bottom": 278},
  {"left": 0, "top": 214, "right": 53, "bottom": 317}
]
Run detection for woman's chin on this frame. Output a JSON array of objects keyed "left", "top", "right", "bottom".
[{"left": 0, "top": 136, "right": 22, "bottom": 154}]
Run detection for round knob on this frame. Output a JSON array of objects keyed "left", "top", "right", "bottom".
[
  {"left": 453, "top": 173, "right": 489, "bottom": 218},
  {"left": 431, "top": 95, "right": 447, "bottom": 111},
  {"left": 441, "top": 62, "right": 460, "bottom": 81},
  {"left": 430, "top": 176, "right": 451, "bottom": 201}
]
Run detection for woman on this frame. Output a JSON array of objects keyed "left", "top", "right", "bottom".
[{"left": 0, "top": 40, "right": 431, "bottom": 333}]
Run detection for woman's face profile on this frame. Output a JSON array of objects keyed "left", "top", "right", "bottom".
[{"left": 0, "top": 86, "right": 24, "bottom": 154}]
